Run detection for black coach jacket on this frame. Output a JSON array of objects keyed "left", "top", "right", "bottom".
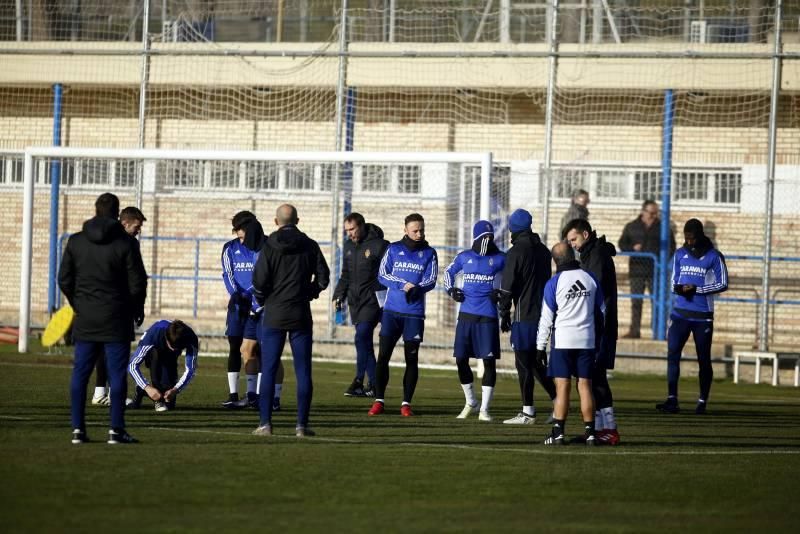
[
  {"left": 252, "top": 224, "right": 330, "bottom": 330},
  {"left": 618, "top": 217, "right": 675, "bottom": 278},
  {"left": 498, "top": 229, "right": 552, "bottom": 323},
  {"left": 577, "top": 232, "right": 618, "bottom": 340},
  {"left": 58, "top": 216, "right": 148, "bottom": 342},
  {"left": 332, "top": 223, "right": 389, "bottom": 324}
]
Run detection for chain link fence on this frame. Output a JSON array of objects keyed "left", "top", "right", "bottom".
[{"left": 1, "top": 1, "right": 798, "bottom": 353}]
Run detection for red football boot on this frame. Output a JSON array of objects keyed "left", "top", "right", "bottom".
[
  {"left": 597, "top": 428, "right": 621, "bottom": 446},
  {"left": 400, "top": 404, "right": 414, "bottom": 417},
  {"left": 368, "top": 401, "right": 385, "bottom": 416}
]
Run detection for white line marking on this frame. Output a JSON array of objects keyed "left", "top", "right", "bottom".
[{"left": 147, "top": 426, "right": 800, "bottom": 456}]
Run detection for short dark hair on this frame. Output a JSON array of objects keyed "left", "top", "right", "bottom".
[
  {"left": 95, "top": 192, "right": 120, "bottom": 219},
  {"left": 642, "top": 199, "right": 657, "bottom": 210},
  {"left": 344, "top": 212, "right": 365, "bottom": 227},
  {"left": 166, "top": 320, "right": 191, "bottom": 349},
  {"left": 404, "top": 213, "right": 424, "bottom": 226},
  {"left": 564, "top": 218, "right": 592, "bottom": 235},
  {"left": 120, "top": 206, "right": 146, "bottom": 223},
  {"left": 573, "top": 189, "right": 589, "bottom": 199},
  {"left": 232, "top": 210, "right": 256, "bottom": 232}
]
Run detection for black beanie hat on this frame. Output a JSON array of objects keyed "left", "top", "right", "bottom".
[{"left": 683, "top": 218, "right": 704, "bottom": 236}]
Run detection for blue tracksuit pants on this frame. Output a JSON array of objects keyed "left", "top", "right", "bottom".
[
  {"left": 71, "top": 340, "right": 130, "bottom": 430},
  {"left": 259, "top": 326, "right": 313, "bottom": 427},
  {"left": 354, "top": 321, "right": 377, "bottom": 385},
  {"left": 667, "top": 315, "right": 714, "bottom": 401}
]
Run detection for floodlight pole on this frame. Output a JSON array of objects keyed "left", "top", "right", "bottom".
[
  {"left": 136, "top": 0, "right": 151, "bottom": 209},
  {"left": 759, "top": 0, "right": 783, "bottom": 352},
  {"left": 541, "top": 0, "right": 559, "bottom": 244}
]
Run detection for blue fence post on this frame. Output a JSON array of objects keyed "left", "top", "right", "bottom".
[
  {"left": 657, "top": 89, "right": 675, "bottom": 340},
  {"left": 47, "top": 83, "right": 64, "bottom": 314},
  {"left": 193, "top": 238, "right": 200, "bottom": 318}
]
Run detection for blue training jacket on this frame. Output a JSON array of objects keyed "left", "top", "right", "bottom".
[
  {"left": 128, "top": 320, "right": 199, "bottom": 392},
  {"left": 378, "top": 240, "right": 438, "bottom": 317},
  {"left": 221, "top": 237, "right": 258, "bottom": 311},
  {"left": 443, "top": 249, "right": 505, "bottom": 318},
  {"left": 671, "top": 245, "right": 728, "bottom": 321}
]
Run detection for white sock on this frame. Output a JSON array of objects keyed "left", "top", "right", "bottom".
[
  {"left": 93, "top": 386, "right": 107, "bottom": 398},
  {"left": 274, "top": 383, "right": 283, "bottom": 399},
  {"left": 480, "top": 386, "right": 494, "bottom": 412},
  {"left": 595, "top": 410, "right": 603, "bottom": 430},
  {"left": 522, "top": 405, "right": 534, "bottom": 417},
  {"left": 601, "top": 407, "right": 617, "bottom": 430},
  {"left": 461, "top": 383, "right": 476, "bottom": 406},
  {"left": 256, "top": 372, "right": 262, "bottom": 395},
  {"left": 401, "top": 401, "right": 410, "bottom": 406},
  {"left": 247, "top": 374, "right": 258, "bottom": 395},
  {"left": 227, "top": 372, "right": 239, "bottom": 395}
]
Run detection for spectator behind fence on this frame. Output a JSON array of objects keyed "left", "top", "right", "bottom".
[
  {"left": 560, "top": 189, "right": 590, "bottom": 238},
  {"left": 618, "top": 200, "right": 675, "bottom": 339}
]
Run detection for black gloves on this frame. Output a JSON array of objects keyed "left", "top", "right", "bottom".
[
  {"left": 134, "top": 310, "right": 145, "bottom": 328},
  {"left": 447, "top": 287, "right": 465, "bottom": 303},
  {"left": 500, "top": 312, "right": 512, "bottom": 333},
  {"left": 334, "top": 298, "right": 345, "bottom": 312},
  {"left": 674, "top": 284, "right": 697, "bottom": 300},
  {"left": 405, "top": 285, "right": 424, "bottom": 303},
  {"left": 536, "top": 349, "right": 548, "bottom": 369},
  {"left": 491, "top": 289, "right": 504, "bottom": 305}
]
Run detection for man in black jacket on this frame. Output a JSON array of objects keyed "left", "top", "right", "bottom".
[
  {"left": 564, "top": 218, "right": 620, "bottom": 445},
  {"left": 618, "top": 200, "right": 676, "bottom": 338},
  {"left": 251, "top": 204, "right": 330, "bottom": 438},
  {"left": 497, "top": 209, "right": 556, "bottom": 425},
  {"left": 332, "top": 212, "right": 389, "bottom": 398},
  {"left": 58, "top": 192, "right": 148, "bottom": 445}
]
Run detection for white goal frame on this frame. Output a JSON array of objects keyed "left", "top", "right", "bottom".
[{"left": 19, "top": 147, "right": 493, "bottom": 353}]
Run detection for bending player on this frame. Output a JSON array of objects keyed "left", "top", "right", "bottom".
[
  {"left": 368, "top": 213, "right": 438, "bottom": 417},
  {"left": 444, "top": 220, "right": 505, "bottom": 422},
  {"left": 128, "top": 320, "right": 198, "bottom": 411},
  {"left": 221, "top": 211, "right": 283, "bottom": 410}
]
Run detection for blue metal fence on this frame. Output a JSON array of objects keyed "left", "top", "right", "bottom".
[{"left": 54, "top": 234, "right": 800, "bottom": 333}]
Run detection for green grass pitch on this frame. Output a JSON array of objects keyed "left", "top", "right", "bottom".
[{"left": 1, "top": 344, "right": 798, "bottom": 533}]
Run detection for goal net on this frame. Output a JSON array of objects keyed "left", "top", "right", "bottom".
[{"left": 15, "top": 147, "right": 502, "bottom": 353}]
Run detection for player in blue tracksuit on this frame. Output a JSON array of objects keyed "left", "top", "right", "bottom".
[
  {"left": 657, "top": 219, "right": 728, "bottom": 415},
  {"left": 368, "top": 213, "right": 438, "bottom": 417},
  {"left": 128, "top": 320, "right": 198, "bottom": 411},
  {"left": 537, "top": 242, "right": 605, "bottom": 446},
  {"left": 444, "top": 220, "right": 505, "bottom": 421},
  {"left": 221, "top": 212, "right": 283, "bottom": 410}
]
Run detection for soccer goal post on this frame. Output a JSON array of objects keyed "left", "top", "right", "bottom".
[{"left": 18, "top": 147, "right": 494, "bottom": 353}]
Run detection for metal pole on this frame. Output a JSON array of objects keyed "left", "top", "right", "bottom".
[
  {"left": 480, "top": 152, "right": 493, "bottom": 221},
  {"left": 15, "top": 0, "right": 22, "bottom": 41},
  {"left": 657, "top": 89, "right": 675, "bottom": 341},
  {"left": 19, "top": 152, "right": 34, "bottom": 353},
  {"left": 136, "top": 0, "right": 151, "bottom": 210},
  {"left": 329, "top": 0, "right": 349, "bottom": 337},
  {"left": 541, "top": 0, "right": 559, "bottom": 244},
  {"left": 759, "top": 0, "right": 783, "bottom": 352},
  {"left": 47, "top": 83, "right": 63, "bottom": 315},
  {"left": 500, "top": 0, "right": 511, "bottom": 43},
  {"left": 389, "top": 0, "right": 396, "bottom": 43},
  {"left": 276, "top": 0, "right": 284, "bottom": 43}
]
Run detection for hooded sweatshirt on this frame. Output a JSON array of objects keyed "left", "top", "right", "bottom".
[
  {"left": 221, "top": 218, "right": 266, "bottom": 313},
  {"left": 444, "top": 237, "right": 505, "bottom": 319},
  {"left": 58, "top": 215, "right": 148, "bottom": 342},
  {"left": 577, "top": 231, "right": 619, "bottom": 339},
  {"left": 252, "top": 225, "right": 330, "bottom": 330},
  {"left": 332, "top": 223, "right": 390, "bottom": 324},
  {"left": 497, "top": 229, "right": 552, "bottom": 324},
  {"left": 671, "top": 234, "right": 728, "bottom": 321}
]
